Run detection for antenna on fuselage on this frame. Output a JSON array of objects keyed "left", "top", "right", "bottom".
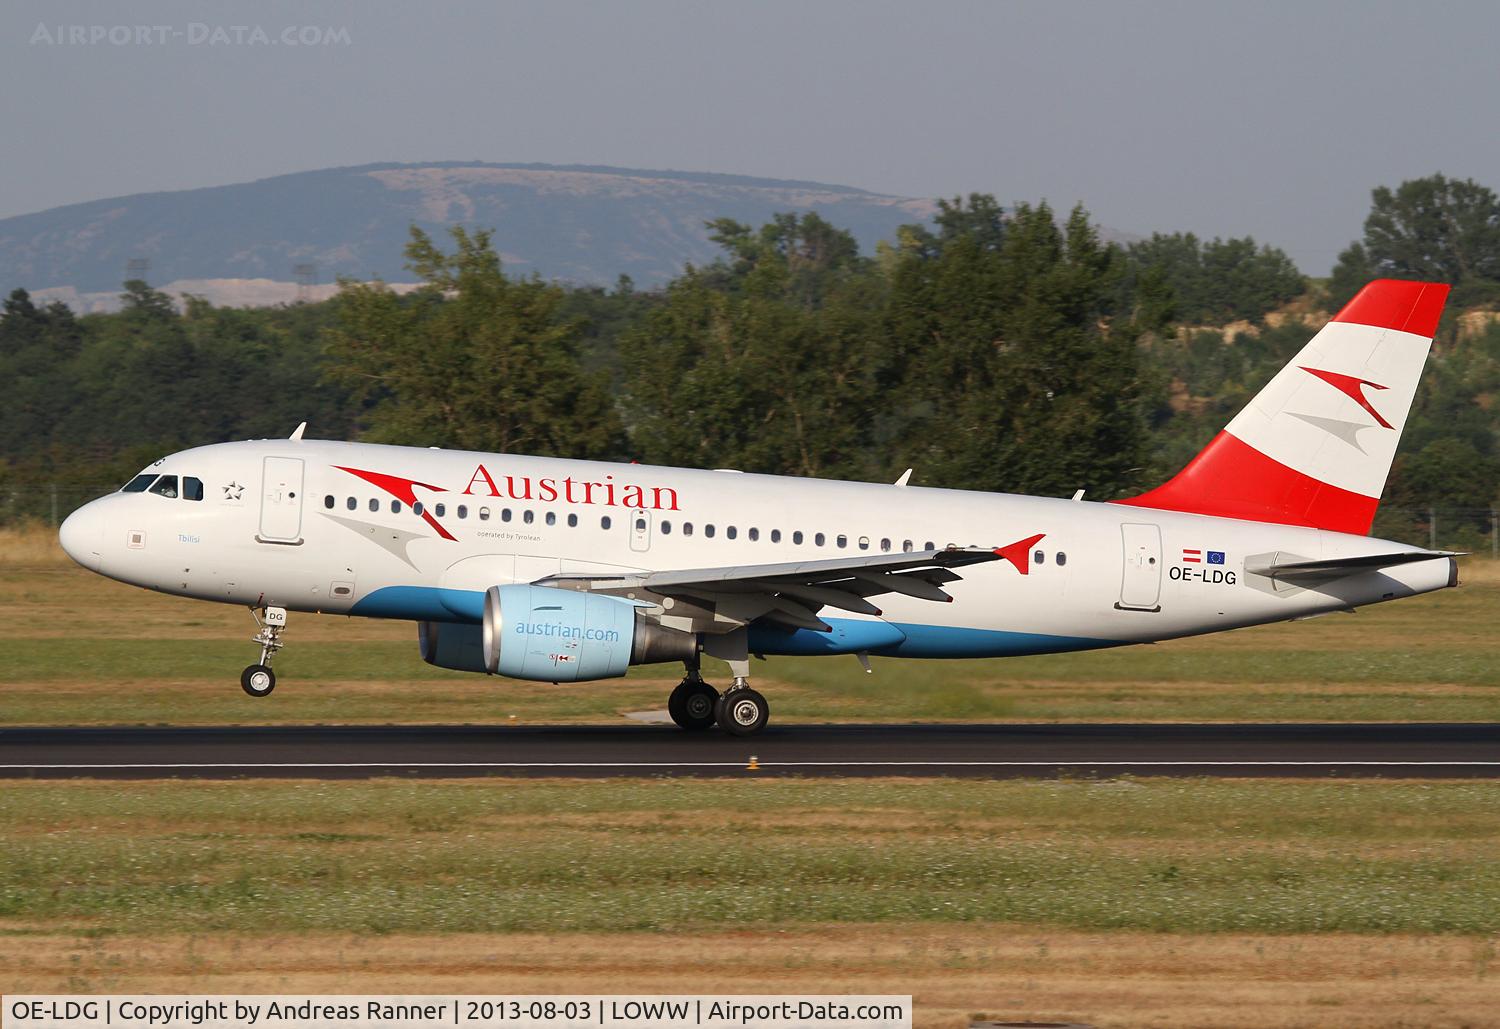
[
  {"left": 894, "top": 468, "right": 913, "bottom": 487},
  {"left": 289, "top": 421, "right": 307, "bottom": 441}
]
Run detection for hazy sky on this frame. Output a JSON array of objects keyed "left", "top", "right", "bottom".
[{"left": 4, "top": 0, "right": 1498, "bottom": 273}]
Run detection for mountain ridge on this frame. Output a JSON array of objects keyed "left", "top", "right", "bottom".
[{"left": 0, "top": 161, "right": 939, "bottom": 301}]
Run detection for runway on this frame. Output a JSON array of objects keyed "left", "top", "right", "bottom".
[{"left": 1, "top": 722, "right": 1497, "bottom": 779}]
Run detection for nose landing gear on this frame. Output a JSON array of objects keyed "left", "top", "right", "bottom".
[{"left": 241, "top": 605, "right": 287, "bottom": 697}]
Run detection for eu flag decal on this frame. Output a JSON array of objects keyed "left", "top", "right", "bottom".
[{"left": 1207, "top": 551, "right": 1226, "bottom": 565}]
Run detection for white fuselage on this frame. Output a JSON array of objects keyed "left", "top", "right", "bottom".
[{"left": 58, "top": 438, "right": 1456, "bottom": 663}]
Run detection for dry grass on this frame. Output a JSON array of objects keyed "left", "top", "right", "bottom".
[
  {"left": 2, "top": 925, "right": 1496, "bottom": 1029},
  {"left": 0, "top": 523, "right": 73, "bottom": 565}
]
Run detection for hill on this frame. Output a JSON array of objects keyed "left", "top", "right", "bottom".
[{"left": 0, "top": 162, "right": 939, "bottom": 303}]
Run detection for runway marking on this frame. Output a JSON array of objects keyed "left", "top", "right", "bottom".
[{"left": 4, "top": 760, "right": 1500, "bottom": 770}]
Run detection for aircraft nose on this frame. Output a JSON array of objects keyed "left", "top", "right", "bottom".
[{"left": 58, "top": 501, "right": 105, "bottom": 571}]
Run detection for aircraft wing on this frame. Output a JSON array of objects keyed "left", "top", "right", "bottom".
[{"left": 535, "top": 547, "right": 1003, "bottom": 633}]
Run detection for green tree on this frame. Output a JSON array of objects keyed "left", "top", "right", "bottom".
[
  {"left": 1329, "top": 174, "right": 1500, "bottom": 309},
  {"left": 328, "top": 226, "right": 626, "bottom": 459},
  {"left": 1122, "top": 232, "right": 1305, "bottom": 325},
  {"left": 620, "top": 217, "right": 889, "bottom": 478},
  {"left": 886, "top": 200, "right": 1157, "bottom": 498}
]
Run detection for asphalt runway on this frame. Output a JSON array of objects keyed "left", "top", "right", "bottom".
[{"left": 0, "top": 722, "right": 1497, "bottom": 779}]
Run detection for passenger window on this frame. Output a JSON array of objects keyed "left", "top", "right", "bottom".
[
  {"left": 793, "top": 530, "right": 804, "bottom": 545},
  {"left": 1034, "top": 550, "right": 1045, "bottom": 565},
  {"left": 567, "top": 513, "right": 578, "bottom": 528},
  {"left": 770, "top": 529, "right": 781, "bottom": 543},
  {"left": 705, "top": 524, "right": 716, "bottom": 538},
  {"left": 661, "top": 520, "right": 672, "bottom": 535},
  {"left": 121, "top": 474, "right": 156, "bottom": 493},
  {"left": 369, "top": 498, "right": 379, "bottom": 512},
  {"left": 347, "top": 497, "right": 357, "bottom": 511},
  {"left": 1057, "top": 552, "right": 1067, "bottom": 566},
  {"left": 903, "top": 540, "right": 913, "bottom": 552},
  {"left": 545, "top": 511, "right": 556, "bottom": 526},
  {"left": 502, "top": 508, "right": 512, "bottom": 522},
  {"left": 479, "top": 507, "right": 491, "bottom": 521},
  {"left": 390, "top": 500, "right": 402, "bottom": 514},
  {"left": 748, "top": 527, "right": 759, "bottom": 541},
  {"left": 148, "top": 475, "right": 179, "bottom": 499},
  {"left": 858, "top": 536, "right": 870, "bottom": 550},
  {"left": 683, "top": 522, "right": 694, "bottom": 536},
  {"left": 413, "top": 501, "right": 424, "bottom": 516},
  {"left": 524, "top": 510, "right": 534, "bottom": 524},
  {"left": 324, "top": 494, "right": 335, "bottom": 509},
  {"left": 635, "top": 517, "right": 646, "bottom": 531},
  {"left": 815, "top": 532, "right": 825, "bottom": 546},
  {"left": 727, "top": 526, "right": 737, "bottom": 540},
  {"left": 601, "top": 515, "right": 612, "bottom": 530},
  {"left": 836, "top": 535, "right": 847, "bottom": 549},
  {"left": 435, "top": 503, "right": 446, "bottom": 517},
  {"left": 924, "top": 541, "right": 935, "bottom": 551},
  {"left": 183, "top": 477, "right": 204, "bottom": 502},
  {"left": 457, "top": 504, "right": 468, "bottom": 519}
]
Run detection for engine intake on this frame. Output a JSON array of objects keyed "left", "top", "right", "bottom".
[{"left": 482, "top": 584, "right": 695, "bottom": 682}]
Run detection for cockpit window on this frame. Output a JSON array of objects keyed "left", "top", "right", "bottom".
[
  {"left": 121, "top": 474, "right": 156, "bottom": 493},
  {"left": 183, "top": 476, "right": 204, "bottom": 501},
  {"left": 148, "top": 474, "right": 180, "bottom": 499}
]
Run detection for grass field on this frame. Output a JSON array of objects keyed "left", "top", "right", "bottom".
[
  {"left": 5, "top": 527, "right": 1500, "bottom": 1027},
  {"left": 3, "top": 526, "right": 1498, "bottom": 725},
  {"left": 2, "top": 778, "right": 1499, "bottom": 1026}
]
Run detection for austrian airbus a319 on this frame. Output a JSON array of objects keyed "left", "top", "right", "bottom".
[{"left": 60, "top": 279, "right": 1457, "bottom": 736}]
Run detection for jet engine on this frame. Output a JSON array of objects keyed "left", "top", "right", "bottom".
[
  {"left": 481, "top": 584, "right": 696, "bottom": 682},
  {"left": 417, "top": 620, "right": 488, "bottom": 673}
]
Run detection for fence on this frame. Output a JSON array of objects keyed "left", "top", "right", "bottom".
[{"left": 4, "top": 486, "right": 1498, "bottom": 557}]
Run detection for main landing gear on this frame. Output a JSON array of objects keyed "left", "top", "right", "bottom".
[
  {"left": 241, "top": 605, "right": 287, "bottom": 697},
  {"left": 666, "top": 632, "right": 772, "bottom": 737}
]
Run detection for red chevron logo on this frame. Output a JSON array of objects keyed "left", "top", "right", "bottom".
[
  {"left": 1299, "top": 367, "right": 1393, "bottom": 429},
  {"left": 335, "top": 465, "right": 456, "bottom": 541}
]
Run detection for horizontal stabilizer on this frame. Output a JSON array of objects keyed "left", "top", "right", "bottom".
[{"left": 1246, "top": 550, "right": 1460, "bottom": 580}]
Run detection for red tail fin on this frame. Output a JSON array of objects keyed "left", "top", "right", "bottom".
[{"left": 1115, "top": 279, "right": 1449, "bottom": 535}]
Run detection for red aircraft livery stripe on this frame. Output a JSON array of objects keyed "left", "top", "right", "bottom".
[{"left": 1114, "top": 432, "right": 1380, "bottom": 535}]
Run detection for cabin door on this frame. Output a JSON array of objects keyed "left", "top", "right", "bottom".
[
  {"left": 258, "top": 456, "right": 305, "bottom": 544},
  {"left": 1117, "top": 522, "right": 1162, "bottom": 611}
]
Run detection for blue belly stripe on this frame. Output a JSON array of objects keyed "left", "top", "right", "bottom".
[{"left": 351, "top": 585, "right": 1121, "bottom": 658}]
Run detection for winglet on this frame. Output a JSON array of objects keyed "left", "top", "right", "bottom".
[
  {"left": 289, "top": 421, "right": 307, "bottom": 441},
  {"left": 994, "top": 533, "right": 1046, "bottom": 575}
]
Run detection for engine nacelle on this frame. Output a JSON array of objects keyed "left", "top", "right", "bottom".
[
  {"left": 482, "top": 584, "right": 695, "bottom": 682},
  {"left": 417, "top": 621, "right": 488, "bottom": 673}
]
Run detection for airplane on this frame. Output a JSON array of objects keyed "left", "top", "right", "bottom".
[{"left": 58, "top": 278, "right": 1458, "bottom": 736}]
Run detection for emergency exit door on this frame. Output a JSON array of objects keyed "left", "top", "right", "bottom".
[
  {"left": 629, "top": 508, "right": 651, "bottom": 552},
  {"left": 1117, "top": 522, "right": 1162, "bottom": 611},
  {"left": 258, "top": 456, "right": 305, "bottom": 544}
]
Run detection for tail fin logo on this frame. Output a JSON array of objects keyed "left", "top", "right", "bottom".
[{"left": 1299, "top": 367, "right": 1393, "bottom": 429}]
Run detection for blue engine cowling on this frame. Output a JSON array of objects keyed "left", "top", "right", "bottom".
[{"left": 481, "top": 584, "right": 695, "bottom": 682}]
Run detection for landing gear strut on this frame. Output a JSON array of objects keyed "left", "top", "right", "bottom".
[
  {"left": 701, "top": 628, "right": 771, "bottom": 737},
  {"left": 242, "top": 605, "right": 287, "bottom": 697}
]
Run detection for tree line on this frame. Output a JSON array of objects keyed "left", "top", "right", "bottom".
[{"left": 4, "top": 174, "right": 1500, "bottom": 545}]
